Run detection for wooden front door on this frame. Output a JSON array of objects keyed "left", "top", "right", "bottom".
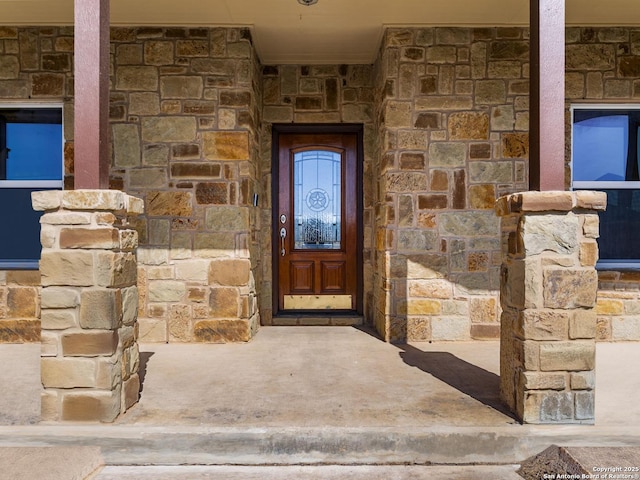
[{"left": 275, "top": 129, "right": 361, "bottom": 313}]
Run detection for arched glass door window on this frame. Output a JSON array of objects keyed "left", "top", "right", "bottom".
[{"left": 293, "top": 149, "right": 342, "bottom": 250}]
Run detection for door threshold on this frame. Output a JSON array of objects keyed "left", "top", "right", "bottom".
[{"left": 271, "top": 314, "right": 363, "bottom": 326}]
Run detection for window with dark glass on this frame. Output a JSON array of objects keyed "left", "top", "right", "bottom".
[
  {"left": 0, "top": 106, "right": 63, "bottom": 269},
  {"left": 572, "top": 106, "right": 640, "bottom": 267}
]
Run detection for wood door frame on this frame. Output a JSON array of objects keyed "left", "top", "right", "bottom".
[{"left": 271, "top": 123, "right": 364, "bottom": 317}]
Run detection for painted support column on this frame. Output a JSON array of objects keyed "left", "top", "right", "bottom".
[
  {"left": 529, "top": 0, "right": 566, "bottom": 191},
  {"left": 32, "top": 190, "right": 143, "bottom": 422},
  {"left": 496, "top": 191, "right": 605, "bottom": 424},
  {"left": 74, "top": 0, "right": 110, "bottom": 189}
]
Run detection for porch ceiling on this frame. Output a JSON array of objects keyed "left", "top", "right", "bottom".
[{"left": 1, "top": 0, "right": 639, "bottom": 64}]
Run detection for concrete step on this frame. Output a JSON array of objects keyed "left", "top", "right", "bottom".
[
  {"left": 94, "top": 465, "right": 523, "bottom": 479},
  {"left": 519, "top": 446, "right": 640, "bottom": 480},
  {"left": 0, "top": 447, "right": 103, "bottom": 480},
  {"left": 3, "top": 424, "right": 640, "bottom": 467}
]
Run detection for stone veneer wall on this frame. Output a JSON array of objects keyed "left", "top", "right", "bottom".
[
  {"left": 373, "top": 27, "right": 530, "bottom": 342},
  {"left": 108, "top": 27, "right": 262, "bottom": 343},
  {"left": 3, "top": 25, "right": 640, "bottom": 343},
  {"left": 564, "top": 27, "right": 640, "bottom": 341},
  {"left": 259, "top": 64, "right": 377, "bottom": 324}
]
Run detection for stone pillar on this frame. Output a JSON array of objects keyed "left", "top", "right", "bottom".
[
  {"left": 496, "top": 191, "right": 606, "bottom": 424},
  {"left": 32, "top": 190, "right": 143, "bottom": 422}
]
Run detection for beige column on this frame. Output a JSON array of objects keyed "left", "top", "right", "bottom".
[
  {"left": 496, "top": 191, "right": 606, "bottom": 424},
  {"left": 32, "top": 190, "right": 143, "bottom": 422}
]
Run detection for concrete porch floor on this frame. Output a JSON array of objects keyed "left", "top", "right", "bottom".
[{"left": 2, "top": 326, "right": 640, "bottom": 469}]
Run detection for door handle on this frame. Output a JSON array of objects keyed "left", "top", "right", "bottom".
[{"left": 280, "top": 227, "right": 287, "bottom": 257}]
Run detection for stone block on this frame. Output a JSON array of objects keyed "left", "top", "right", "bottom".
[
  {"left": 7, "top": 287, "right": 37, "bottom": 318},
  {"left": 519, "top": 310, "right": 568, "bottom": 340},
  {"left": 168, "top": 304, "right": 192, "bottom": 342},
  {"left": 209, "top": 287, "right": 240, "bottom": 318},
  {"left": 438, "top": 211, "right": 499, "bottom": 236},
  {"left": 62, "top": 331, "right": 119, "bottom": 357},
  {"left": 31, "top": 190, "right": 62, "bottom": 211},
  {"left": 40, "top": 251, "right": 94, "bottom": 287},
  {"left": 41, "top": 357, "right": 97, "bottom": 388},
  {"left": 570, "top": 371, "right": 595, "bottom": 390},
  {"left": 470, "top": 323, "right": 500, "bottom": 339},
  {"left": 408, "top": 279, "right": 452, "bottom": 299},
  {"left": 137, "top": 318, "right": 167, "bottom": 343},
  {"left": 112, "top": 124, "right": 141, "bottom": 167},
  {"left": 79, "top": 289, "right": 122, "bottom": 330},
  {"left": 579, "top": 240, "right": 598, "bottom": 267},
  {"left": 116, "top": 66, "right": 159, "bottom": 90},
  {"left": 539, "top": 341, "right": 595, "bottom": 372},
  {"left": 448, "top": 112, "right": 489, "bottom": 140},
  {"left": 40, "top": 212, "right": 92, "bottom": 225},
  {"left": 202, "top": 131, "right": 250, "bottom": 160},
  {"left": 61, "top": 389, "right": 121, "bottom": 422},
  {"left": 575, "top": 391, "right": 595, "bottom": 420},
  {"left": 41, "top": 310, "right": 77, "bottom": 330},
  {"left": 120, "top": 230, "right": 138, "bottom": 252},
  {"left": 124, "top": 374, "right": 141, "bottom": 411},
  {"left": 566, "top": 44, "right": 615, "bottom": 70},
  {"left": 194, "top": 319, "right": 250, "bottom": 343},
  {"left": 469, "top": 162, "right": 513, "bottom": 182},
  {"left": 41, "top": 331, "right": 58, "bottom": 357},
  {"left": 524, "top": 391, "right": 574, "bottom": 423},
  {"left": 205, "top": 206, "right": 249, "bottom": 231},
  {"left": 0, "top": 319, "right": 40, "bottom": 343},
  {"left": 612, "top": 317, "right": 640, "bottom": 341},
  {"left": 575, "top": 190, "right": 607, "bottom": 210},
  {"left": 61, "top": 190, "right": 126, "bottom": 211},
  {"left": 6, "top": 270, "right": 41, "bottom": 286},
  {"left": 142, "top": 117, "right": 197, "bottom": 143},
  {"left": 96, "top": 358, "right": 123, "bottom": 390},
  {"left": 196, "top": 182, "right": 228, "bottom": 204},
  {"left": 129, "top": 92, "right": 160, "bottom": 116},
  {"left": 209, "top": 259, "right": 251, "bottom": 286},
  {"left": 59, "top": 228, "right": 120, "bottom": 249},
  {"left": 160, "top": 76, "right": 203, "bottom": 98},
  {"left": 95, "top": 252, "right": 137, "bottom": 288},
  {"left": 399, "top": 299, "right": 441, "bottom": 315},
  {"left": 148, "top": 281, "right": 186, "bottom": 303},
  {"left": 431, "top": 317, "right": 471, "bottom": 341},
  {"left": 521, "top": 371, "right": 566, "bottom": 390},
  {"left": 543, "top": 269, "right": 598, "bottom": 309},
  {"left": 384, "top": 102, "right": 412, "bottom": 127},
  {"left": 469, "top": 297, "right": 498, "bottom": 323},
  {"left": 502, "top": 133, "right": 529, "bottom": 158},
  {"left": 469, "top": 185, "right": 496, "bottom": 209},
  {"left": 40, "top": 390, "right": 59, "bottom": 421},
  {"left": 428, "top": 142, "right": 466, "bottom": 167},
  {"left": 569, "top": 310, "right": 596, "bottom": 340},
  {"left": 192, "top": 233, "right": 234, "bottom": 258},
  {"left": 147, "top": 191, "right": 193, "bottom": 217}
]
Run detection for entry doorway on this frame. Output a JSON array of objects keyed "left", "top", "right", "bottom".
[{"left": 272, "top": 124, "right": 363, "bottom": 318}]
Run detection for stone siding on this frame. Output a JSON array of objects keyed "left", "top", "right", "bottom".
[
  {"left": 372, "top": 27, "right": 530, "bottom": 342},
  {"left": 108, "top": 27, "right": 262, "bottom": 343},
  {"left": 2, "top": 25, "right": 640, "bottom": 342}
]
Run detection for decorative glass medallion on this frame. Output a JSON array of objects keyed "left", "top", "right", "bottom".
[{"left": 293, "top": 150, "right": 341, "bottom": 250}]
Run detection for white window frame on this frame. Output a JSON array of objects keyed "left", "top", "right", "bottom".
[
  {"left": 0, "top": 102, "right": 64, "bottom": 269},
  {"left": 571, "top": 103, "right": 640, "bottom": 270}
]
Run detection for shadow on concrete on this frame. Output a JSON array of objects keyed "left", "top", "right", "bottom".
[
  {"left": 138, "top": 351, "right": 154, "bottom": 394},
  {"left": 397, "top": 344, "right": 517, "bottom": 421}
]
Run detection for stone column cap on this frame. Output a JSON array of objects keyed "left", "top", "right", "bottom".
[
  {"left": 32, "top": 190, "right": 143, "bottom": 215},
  {"left": 495, "top": 191, "right": 606, "bottom": 217}
]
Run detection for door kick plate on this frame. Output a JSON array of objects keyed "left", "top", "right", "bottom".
[{"left": 284, "top": 295, "right": 352, "bottom": 310}]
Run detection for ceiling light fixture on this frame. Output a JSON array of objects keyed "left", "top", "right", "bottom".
[{"left": 298, "top": 0, "right": 318, "bottom": 5}]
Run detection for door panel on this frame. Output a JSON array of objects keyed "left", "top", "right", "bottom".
[{"left": 277, "top": 132, "right": 358, "bottom": 312}]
